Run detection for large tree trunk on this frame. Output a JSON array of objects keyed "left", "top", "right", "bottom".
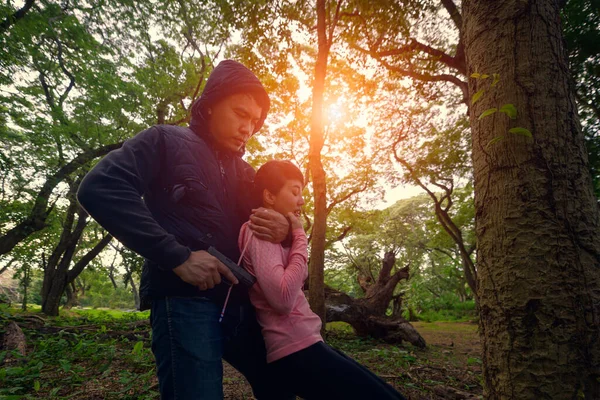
[
  {"left": 41, "top": 183, "right": 87, "bottom": 316},
  {"left": 41, "top": 182, "right": 112, "bottom": 316},
  {"left": 42, "top": 275, "right": 68, "bottom": 316},
  {"left": 20, "top": 264, "right": 30, "bottom": 311},
  {"left": 64, "top": 281, "right": 79, "bottom": 309},
  {"left": 130, "top": 276, "right": 140, "bottom": 310},
  {"left": 307, "top": 0, "right": 331, "bottom": 333},
  {"left": 463, "top": 1, "right": 600, "bottom": 398},
  {"left": 41, "top": 232, "right": 111, "bottom": 316}
]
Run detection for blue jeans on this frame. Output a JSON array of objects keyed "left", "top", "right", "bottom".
[{"left": 150, "top": 296, "right": 294, "bottom": 400}]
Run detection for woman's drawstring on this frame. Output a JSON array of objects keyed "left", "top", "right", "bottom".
[
  {"left": 219, "top": 285, "right": 233, "bottom": 323},
  {"left": 218, "top": 229, "right": 254, "bottom": 323}
]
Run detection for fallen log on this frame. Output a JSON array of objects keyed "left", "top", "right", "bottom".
[
  {"left": 325, "top": 287, "right": 426, "bottom": 348},
  {"left": 2, "top": 321, "right": 26, "bottom": 359}
]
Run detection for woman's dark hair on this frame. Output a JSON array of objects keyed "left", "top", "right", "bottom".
[{"left": 254, "top": 160, "right": 304, "bottom": 205}]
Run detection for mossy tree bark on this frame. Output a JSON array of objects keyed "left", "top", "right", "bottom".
[{"left": 463, "top": 1, "right": 600, "bottom": 398}]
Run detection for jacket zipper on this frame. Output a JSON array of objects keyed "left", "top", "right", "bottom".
[
  {"left": 218, "top": 156, "right": 227, "bottom": 199},
  {"left": 184, "top": 177, "right": 208, "bottom": 190}
]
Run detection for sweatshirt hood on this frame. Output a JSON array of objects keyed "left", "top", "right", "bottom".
[{"left": 189, "top": 60, "right": 270, "bottom": 154}]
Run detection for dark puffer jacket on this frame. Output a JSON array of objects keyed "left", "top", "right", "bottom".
[{"left": 77, "top": 60, "right": 270, "bottom": 310}]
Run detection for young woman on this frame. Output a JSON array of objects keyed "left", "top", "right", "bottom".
[{"left": 237, "top": 160, "right": 406, "bottom": 400}]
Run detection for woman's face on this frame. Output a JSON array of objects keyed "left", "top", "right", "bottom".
[{"left": 270, "top": 179, "right": 305, "bottom": 217}]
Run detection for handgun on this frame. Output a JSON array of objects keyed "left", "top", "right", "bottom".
[{"left": 207, "top": 246, "right": 256, "bottom": 288}]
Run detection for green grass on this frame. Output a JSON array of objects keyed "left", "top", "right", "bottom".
[
  {"left": 405, "top": 300, "right": 477, "bottom": 323},
  {"left": 0, "top": 305, "right": 156, "bottom": 399},
  {"left": 0, "top": 307, "right": 482, "bottom": 399},
  {"left": 415, "top": 310, "right": 476, "bottom": 323},
  {"left": 69, "top": 308, "right": 150, "bottom": 321},
  {"left": 413, "top": 321, "right": 479, "bottom": 333},
  {"left": 325, "top": 321, "right": 354, "bottom": 333}
]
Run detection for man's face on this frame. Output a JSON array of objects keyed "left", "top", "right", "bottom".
[{"left": 206, "top": 93, "right": 262, "bottom": 153}]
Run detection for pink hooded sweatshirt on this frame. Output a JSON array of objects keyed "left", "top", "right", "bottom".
[{"left": 238, "top": 222, "right": 323, "bottom": 363}]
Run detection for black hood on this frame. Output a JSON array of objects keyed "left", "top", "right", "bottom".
[{"left": 189, "top": 60, "right": 270, "bottom": 147}]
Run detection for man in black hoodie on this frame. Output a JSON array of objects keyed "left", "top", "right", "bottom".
[{"left": 77, "top": 60, "right": 293, "bottom": 399}]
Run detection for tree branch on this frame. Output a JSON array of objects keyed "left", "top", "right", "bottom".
[
  {"left": 392, "top": 264, "right": 410, "bottom": 281},
  {"left": 429, "top": 246, "right": 459, "bottom": 263},
  {"left": 52, "top": 36, "right": 76, "bottom": 109},
  {"left": 576, "top": 90, "right": 600, "bottom": 122},
  {"left": 67, "top": 233, "right": 112, "bottom": 282},
  {"left": 379, "top": 58, "right": 468, "bottom": 102},
  {"left": 0, "top": 0, "right": 35, "bottom": 34},
  {"left": 371, "top": 38, "right": 462, "bottom": 72},
  {"left": 393, "top": 139, "right": 477, "bottom": 298},
  {"left": 0, "top": 142, "right": 123, "bottom": 256},
  {"left": 36, "top": 62, "right": 87, "bottom": 149},
  {"left": 342, "top": 242, "right": 376, "bottom": 283},
  {"left": 351, "top": 42, "right": 467, "bottom": 102},
  {"left": 378, "top": 251, "right": 396, "bottom": 282},
  {"left": 0, "top": 258, "right": 16, "bottom": 275},
  {"left": 328, "top": 0, "right": 343, "bottom": 48},
  {"left": 325, "top": 225, "right": 352, "bottom": 247},
  {"left": 326, "top": 181, "right": 368, "bottom": 214},
  {"left": 55, "top": 205, "right": 90, "bottom": 276},
  {"left": 440, "top": 0, "right": 462, "bottom": 31},
  {"left": 38, "top": 70, "right": 56, "bottom": 111},
  {"left": 45, "top": 181, "right": 81, "bottom": 275}
]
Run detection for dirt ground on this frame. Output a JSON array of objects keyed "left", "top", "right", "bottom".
[
  {"left": 223, "top": 321, "right": 483, "bottom": 400},
  {"left": 0, "top": 311, "right": 481, "bottom": 399}
]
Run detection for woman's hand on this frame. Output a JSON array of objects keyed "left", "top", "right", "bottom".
[{"left": 287, "top": 212, "right": 303, "bottom": 230}]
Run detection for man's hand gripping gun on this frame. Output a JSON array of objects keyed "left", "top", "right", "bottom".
[{"left": 207, "top": 246, "right": 256, "bottom": 288}]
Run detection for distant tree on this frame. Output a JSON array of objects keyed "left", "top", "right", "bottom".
[
  {"left": 0, "top": 0, "right": 239, "bottom": 315},
  {"left": 562, "top": 0, "right": 600, "bottom": 197}
]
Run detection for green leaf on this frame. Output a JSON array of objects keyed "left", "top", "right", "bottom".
[
  {"left": 499, "top": 104, "right": 517, "bottom": 119},
  {"left": 34, "top": 380, "right": 40, "bottom": 392},
  {"left": 491, "top": 73, "right": 501, "bottom": 87},
  {"left": 6, "top": 367, "right": 23, "bottom": 376},
  {"left": 470, "top": 72, "right": 481, "bottom": 79},
  {"left": 480, "top": 74, "right": 490, "bottom": 79},
  {"left": 478, "top": 108, "right": 497, "bottom": 120},
  {"left": 0, "top": 130, "right": 25, "bottom": 142},
  {"left": 471, "top": 90, "right": 484, "bottom": 105},
  {"left": 132, "top": 341, "right": 144, "bottom": 355},
  {"left": 59, "top": 359, "right": 71, "bottom": 373},
  {"left": 508, "top": 127, "right": 533, "bottom": 137},
  {"left": 485, "top": 136, "right": 504, "bottom": 149}
]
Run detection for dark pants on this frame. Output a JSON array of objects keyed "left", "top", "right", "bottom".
[
  {"left": 150, "top": 297, "right": 294, "bottom": 400},
  {"left": 270, "top": 342, "right": 407, "bottom": 400}
]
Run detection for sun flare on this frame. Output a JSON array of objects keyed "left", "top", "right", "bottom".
[{"left": 325, "top": 100, "right": 345, "bottom": 124}]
